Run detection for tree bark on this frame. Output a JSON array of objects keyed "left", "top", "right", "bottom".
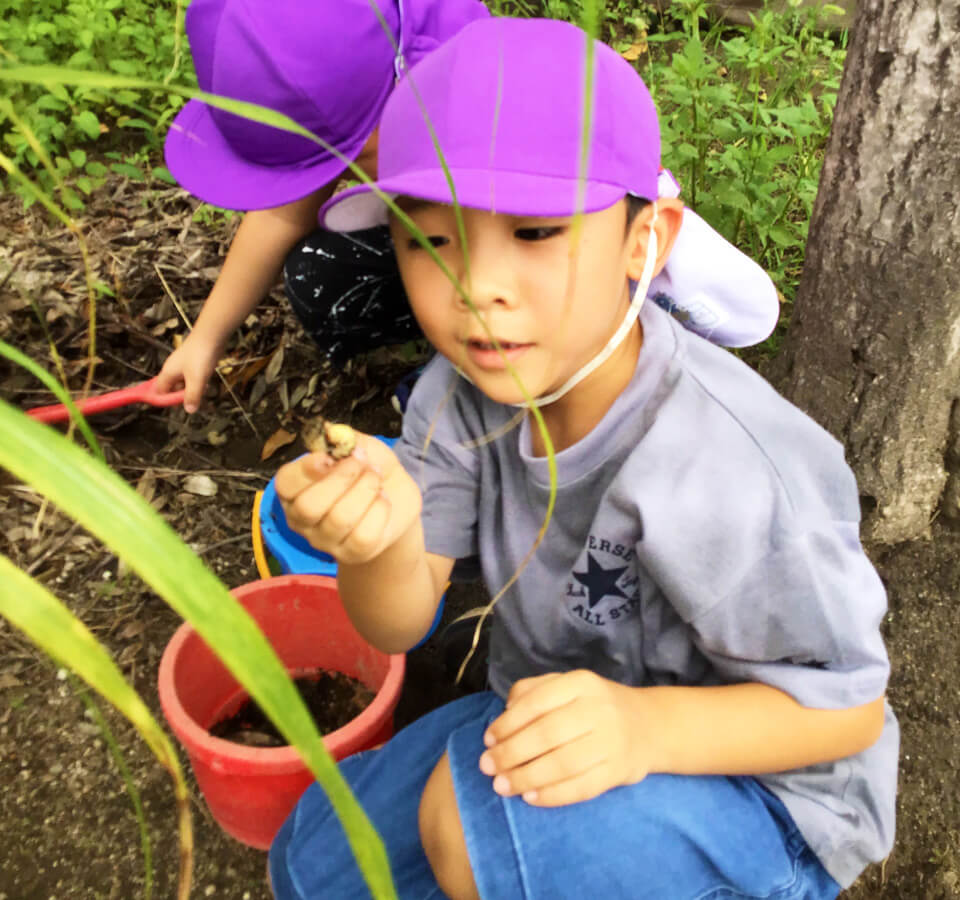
[{"left": 768, "top": 0, "right": 960, "bottom": 543}]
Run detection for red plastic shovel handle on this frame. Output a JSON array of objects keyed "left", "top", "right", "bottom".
[{"left": 25, "top": 378, "right": 186, "bottom": 424}]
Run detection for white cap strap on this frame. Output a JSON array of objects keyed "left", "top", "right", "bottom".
[{"left": 509, "top": 203, "right": 659, "bottom": 408}]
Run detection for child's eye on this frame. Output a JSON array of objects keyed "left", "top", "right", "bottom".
[
  {"left": 408, "top": 235, "right": 450, "bottom": 250},
  {"left": 514, "top": 226, "right": 564, "bottom": 242}
]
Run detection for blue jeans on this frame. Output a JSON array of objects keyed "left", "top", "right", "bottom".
[{"left": 269, "top": 693, "right": 840, "bottom": 899}]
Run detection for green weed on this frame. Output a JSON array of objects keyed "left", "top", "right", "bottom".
[
  {"left": 190, "top": 203, "right": 239, "bottom": 229},
  {"left": 0, "top": 0, "right": 188, "bottom": 203},
  {"left": 646, "top": 0, "right": 847, "bottom": 307}
]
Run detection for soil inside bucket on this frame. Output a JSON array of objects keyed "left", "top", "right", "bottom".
[{"left": 210, "top": 671, "right": 375, "bottom": 748}]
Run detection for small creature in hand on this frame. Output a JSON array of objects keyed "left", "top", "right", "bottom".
[{"left": 301, "top": 418, "right": 357, "bottom": 459}]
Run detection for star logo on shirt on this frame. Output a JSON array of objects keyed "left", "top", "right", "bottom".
[{"left": 572, "top": 553, "right": 630, "bottom": 609}]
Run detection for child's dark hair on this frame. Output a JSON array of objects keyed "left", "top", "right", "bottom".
[{"left": 625, "top": 193, "right": 650, "bottom": 231}]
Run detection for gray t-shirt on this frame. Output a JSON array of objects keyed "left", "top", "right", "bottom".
[{"left": 397, "top": 301, "right": 898, "bottom": 888}]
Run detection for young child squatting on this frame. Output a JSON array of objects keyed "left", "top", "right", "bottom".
[{"left": 272, "top": 17, "right": 897, "bottom": 900}]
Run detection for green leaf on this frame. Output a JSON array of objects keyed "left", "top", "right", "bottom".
[
  {"left": 118, "top": 117, "right": 154, "bottom": 131},
  {"left": 35, "top": 94, "right": 68, "bottom": 112},
  {"left": 72, "top": 109, "right": 101, "bottom": 140},
  {"left": 108, "top": 59, "right": 141, "bottom": 75},
  {"left": 767, "top": 224, "right": 799, "bottom": 248},
  {"left": 0, "top": 558, "right": 178, "bottom": 900},
  {"left": 109, "top": 161, "right": 146, "bottom": 180},
  {"left": 151, "top": 165, "right": 176, "bottom": 184},
  {"left": 0, "top": 401, "right": 398, "bottom": 900},
  {"left": 674, "top": 141, "right": 700, "bottom": 162},
  {"left": 712, "top": 183, "right": 754, "bottom": 215},
  {"left": 764, "top": 144, "right": 798, "bottom": 165},
  {"left": 66, "top": 49, "right": 95, "bottom": 69},
  {"left": 69, "top": 148, "right": 87, "bottom": 168}
]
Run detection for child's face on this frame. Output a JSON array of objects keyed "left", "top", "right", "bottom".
[{"left": 390, "top": 199, "right": 661, "bottom": 406}]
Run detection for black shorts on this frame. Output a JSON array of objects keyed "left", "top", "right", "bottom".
[{"left": 283, "top": 226, "right": 422, "bottom": 363}]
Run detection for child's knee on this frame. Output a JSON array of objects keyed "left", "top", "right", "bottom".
[{"left": 418, "top": 753, "right": 480, "bottom": 900}]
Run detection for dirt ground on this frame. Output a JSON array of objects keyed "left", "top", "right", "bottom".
[{"left": 1, "top": 175, "right": 958, "bottom": 899}]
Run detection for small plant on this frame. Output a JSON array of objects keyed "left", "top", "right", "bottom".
[
  {"left": 0, "top": 0, "right": 189, "bottom": 203},
  {"left": 645, "top": 0, "right": 847, "bottom": 308},
  {"left": 191, "top": 203, "right": 239, "bottom": 228}
]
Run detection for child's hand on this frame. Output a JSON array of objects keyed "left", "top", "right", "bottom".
[
  {"left": 478, "top": 670, "right": 655, "bottom": 808},
  {"left": 274, "top": 432, "right": 422, "bottom": 566},
  {"left": 154, "top": 332, "right": 222, "bottom": 413}
]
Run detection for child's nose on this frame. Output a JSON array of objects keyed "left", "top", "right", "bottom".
[{"left": 462, "top": 249, "right": 517, "bottom": 311}]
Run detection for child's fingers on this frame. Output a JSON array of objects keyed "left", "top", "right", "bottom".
[
  {"left": 480, "top": 701, "right": 589, "bottom": 776},
  {"left": 182, "top": 370, "right": 208, "bottom": 413},
  {"left": 335, "top": 493, "right": 392, "bottom": 563},
  {"left": 153, "top": 369, "right": 182, "bottom": 395},
  {"left": 321, "top": 470, "right": 386, "bottom": 547},
  {"left": 354, "top": 432, "right": 401, "bottom": 474},
  {"left": 486, "top": 731, "right": 604, "bottom": 800},
  {"left": 485, "top": 671, "right": 578, "bottom": 746},
  {"left": 274, "top": 453, "right": 336, "bottom": 503},
  {"left": 515, "top": 758, "right": 621, "bottom": 809},
  {"left": 503, "top": 672, "right": 561, "bottom": 709},
  {"left": 283, "top": 458, "right": 371, "bottom": 529}
]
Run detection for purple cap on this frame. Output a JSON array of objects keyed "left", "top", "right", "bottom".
[
  {"left": 398, "top": 0, "right": 490, "bottom": 71},
  {"left": 321, "top": 17, "right": 661, "bottom": 231},
  {"left": 164, "top": 0, "right": 488, "bottom": 211}
]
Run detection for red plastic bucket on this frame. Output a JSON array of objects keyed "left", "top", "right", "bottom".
[{"left": 158, "top": 575, "right": 405, "bottom": 849}]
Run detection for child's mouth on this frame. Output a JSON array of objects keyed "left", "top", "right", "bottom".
[{"left": 464, "top": 338, "right": 533, "bottom": 369}]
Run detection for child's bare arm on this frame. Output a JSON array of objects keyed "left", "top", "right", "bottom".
[
  {"left": 156, "top": 188, "right": 330, "bottom": 411},
  {"left": 634, "top": 681, "right": 885, "bottom": 775},
  {"left": 275, "top": 432, "right": 452, "bottom": 653},
  {"left": 337, "top": 532, "right": 452, "bottom": 653},
  {"left": 479, "top": 672, "right": 885, "bottom": 808}
]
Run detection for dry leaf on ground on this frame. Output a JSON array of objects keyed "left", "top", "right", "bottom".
[
  {"left": 183, "top": 474, "right": 218, "bottom": 497},
  {"left": 265, "top": 345, "right": 285, "bottom": 384},
  {"left": 261, "top": 427, "right": 296, "bottom": 461}
]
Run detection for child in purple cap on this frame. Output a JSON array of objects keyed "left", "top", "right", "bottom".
[
  {"left": 270, "top": 15, "right": 896, "bottom": 900},
  {"left": 156, "top": 0, "right": 488, "bottom": 411},
  {"left": 156, "top": 0, "right": 780, "bottom": 413}
]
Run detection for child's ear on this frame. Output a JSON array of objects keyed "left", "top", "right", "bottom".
[{"left": 625, "top": 198, "right": 684, "bottom": 281}]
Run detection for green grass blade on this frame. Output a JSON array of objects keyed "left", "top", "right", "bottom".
[
  {"left": 0, "top": 339, "right": 103, "bottom": 460},
  {"left": 0, "top": 399, "right": 398, "bottom": 900},
  {"left": 576, "top": 0, "right": 601, "bottom": 226},
  {"left": 0, "top": 555, "right": 190, "bottom": 900},
  {"left": 362, "top": 1, "right": 471, "bottom": 285},
  {"left": 72, "top": 679, "right": 155, "bottom": 900}
]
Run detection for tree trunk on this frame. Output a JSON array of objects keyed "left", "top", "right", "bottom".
[{"left": 768, "top": 0, "right": 960, "bottom": 544}]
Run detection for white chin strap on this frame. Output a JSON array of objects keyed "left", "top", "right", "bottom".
[{"left": 509, "top": 203, "right": 659, "bottom": 408}]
